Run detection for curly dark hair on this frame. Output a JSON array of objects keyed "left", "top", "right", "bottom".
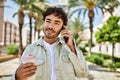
[{"left": 42, "top": 7, "right": 68, "bottom": 26}]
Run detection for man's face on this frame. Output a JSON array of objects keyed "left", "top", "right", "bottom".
[{"left": 43, "top": 14, "right": 63, "bottom": 39}]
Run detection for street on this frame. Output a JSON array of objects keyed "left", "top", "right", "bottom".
[{"left": 0, "top": 58, "right": 120, "bottom": 80}]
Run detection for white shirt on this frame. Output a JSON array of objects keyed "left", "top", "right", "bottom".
[{"left": 43, "top": 40, "right": 58, "bottom": 80}]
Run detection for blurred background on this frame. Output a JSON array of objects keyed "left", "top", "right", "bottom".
[{"left": 0, "top": 0, "right": 120, "bottom": 80}]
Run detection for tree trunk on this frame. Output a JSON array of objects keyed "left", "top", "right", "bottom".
[
  {"left": 38, "top": 30, "right": 40, "bottom": 39},
  {"left": 88, "top": 8, "right": 94, "bottom": 56},
  {"left": 29, "top": 17, "right": 32, "bottom": 44},
  {"left": 19, "top": 24, "right": 23, "bottom": 55},
  {"left": 18, "top": 8, "right": 24, "bottom": 56},
  {"left": 112, "top": 43, "right": 116, "bottom": 71}
]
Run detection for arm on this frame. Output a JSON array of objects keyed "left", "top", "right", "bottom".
[
  {"left": 69, "top": 48, "right": 88, "bottom": 77},
  {"left": 10, "top": 45, "right": 37, "bottom": 80},
  {"left": 61, "top": 26, "right": 88, "bottom": 77}
]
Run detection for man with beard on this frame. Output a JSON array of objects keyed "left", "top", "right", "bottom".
[{"left": 11, "top": 7, "right": 88, "bottom": 80}]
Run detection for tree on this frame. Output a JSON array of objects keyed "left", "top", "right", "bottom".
[
  {"left": 103, "top": 0, "right": 120, "bottom": 15},
  {"left": 12, "top": 0, "right": 48, "bottom": 56},
  {"left": 12, "top": 0, "right": 28, "bottom": 56},
  {"left": 68, "top": 17, "right": 87, "bottom": 46},
  {"left": 27, "top": 1, "right": 48, "bottom": 43},
  {"left": 68, "top": 0, "right": 106, "bottom": 55},
  {"left": 95, "top": 16, "right": 120, "bottom": 70}
]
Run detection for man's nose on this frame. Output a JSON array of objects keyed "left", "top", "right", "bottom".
[{"left": 48, "top": 23, "right": 54, "bottom": 28}]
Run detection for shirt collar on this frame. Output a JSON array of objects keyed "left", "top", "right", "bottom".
[{"left": 36, "top": 36, "right": 65, "bottom": 46}]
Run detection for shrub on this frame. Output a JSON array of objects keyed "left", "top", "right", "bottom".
[
  {"left": 102, "top": 54, "right": 111, "bottom": 59},
  {"left": 103, "top": 60, "right": 112, "bottom": 67},
  {"left": 85, "top": 54, "right": 104, "bottom": 65},
  {"left": 79, "top": 46, "right": 87, "bottom": 53},
  {"left": 5, "top": 44, "right": 19, "bottom": 55},
  {"left": 92, "top": 52, "right": 112, "bottom": 59},
  {"left": 114, "top": 57, "right": 120, "bottom": 62},
  {"left": 93, "top": 56, "right": 104, "bottom": 65},
  {"left": 103, "top": 60, "right": 116, "bottom": 71},
  {"left": 115, "top": 62, "right": 120, "bottom": 68},
  {"left": 85, "top": 56, "right": 95, "bottom": 63}
]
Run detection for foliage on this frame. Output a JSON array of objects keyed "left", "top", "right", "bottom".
[
  {"left": 95, "top": 16, "right": 120, "bottom": 43},
  {"left": 85, "top": 53, "right": 104, "bottom": 65},
  {"left": 95, "top": 16, "right": 120, "bottom": 67},
  {"left": 68, "top": 0, "right": 108, "bottom": 55},
  {"left": 115, "top": 62, "right": 120, "bottom": 68},
  {"left": 68, "top": 0, "right": 105, "bottom": 18},
  {"left": 5, "top": 44, "right": 19, "bottom": 55},
  {"left": 84, "top": 40, "right": 95, "bottom": 47},
  {"left": 85, "top": 52, "right": 120, "bottom": 70},
  {"left": 103, "top": 0, "right": 120, "bottom": 15},
  {"left": 68, "top": 17, "right": 86, "bottom": 46},
  {"left": 79, "top": 46, "right": 87, "bottom": 53}
]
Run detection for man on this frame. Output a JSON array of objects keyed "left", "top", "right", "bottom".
[{"left": 11, "top": 7, "right": 88, "bottom": 80}]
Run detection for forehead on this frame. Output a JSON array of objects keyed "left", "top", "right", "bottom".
[{"left": 45, "top": 14, "right": 63, "bottom": 23}]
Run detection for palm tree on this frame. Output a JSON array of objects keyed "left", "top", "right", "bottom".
[
  {"left": 68, "top": 17, "right": 87, "bottom": 46},
  {"left": 12, "top": 0, "right": 30, "bottom": 56},
  {"left": 103, "top": 0, "right": 120, "bottom": 15},
  {"left": 12, "top": 0, "right": 48, "bottom": 55},
  {"left": 0, "top": 0, "right": 5, "bottom": 8},
  {"left": 27, "top": 1, "right": 48, "bottom": 43},
  {"left": 68, "top": 0, "right": 106, "bottom": 55}
]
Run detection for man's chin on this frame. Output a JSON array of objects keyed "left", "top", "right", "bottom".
[{"left": 46, "top": 35, "right": 54, "bottom": 39}]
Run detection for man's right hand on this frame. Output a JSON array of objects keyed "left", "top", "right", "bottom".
[{"left": 15, "top": 63, "right": 37, "bottom": 80}]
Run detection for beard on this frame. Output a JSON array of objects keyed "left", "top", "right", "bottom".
[{"left": 43, "top": 28, "right": 61, "bottom": 39}]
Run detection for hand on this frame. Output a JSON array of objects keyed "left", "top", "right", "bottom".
[
  {"left": 16, "top": 63, "right": 37, "bottom": 80},
  {"left": 61, "top": 26, "right": 76, "bottom": 54}
]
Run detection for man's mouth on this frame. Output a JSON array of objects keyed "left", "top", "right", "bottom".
[{"left": 46, "top": 29, "right": 54, "bottom": 33}]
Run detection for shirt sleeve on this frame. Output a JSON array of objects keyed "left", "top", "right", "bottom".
[
  {"left": 69, "top": 47, "right": 89, "bottom": 78},
  {"left": 10, "top": 70, "right": 17, "bottom": 80}
]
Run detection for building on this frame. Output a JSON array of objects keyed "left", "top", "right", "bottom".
[{"left": 0, "top": 0, "right": 4, "bottom": 44}]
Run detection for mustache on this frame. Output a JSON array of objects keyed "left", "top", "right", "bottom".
[{"left": 46, "top": 28, "right": 55, "bottom": 32}]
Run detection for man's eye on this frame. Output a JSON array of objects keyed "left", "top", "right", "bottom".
[
  {"left": 46, "top": 21, "right": 50, "bottom": 23},
  {"left": 55, "top": 23, "right": 59, "bottom": 25}
]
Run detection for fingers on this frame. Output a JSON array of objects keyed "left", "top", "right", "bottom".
[
  {"left": 61, "top": 29, "right": 72, "bottom": 39},
  {"left": 23, "top": 65, "right": 37, "bottom": 73},
  {"left": 16, "top": 63, "right": 37, "bottom": 80},
  {"left": 61, "top": 28, "right": 69, "bottom": 36}
]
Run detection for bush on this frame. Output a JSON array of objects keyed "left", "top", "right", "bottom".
[
  {"left": 93, "top": 56, "right": 104, "bottom": 65},
  {"left": 79, "top": 46, "right": 87, "bottom": 53},
  {"left": 85, "top": 54, "right": 104, "bottom": 65},
  {"left": 103, "top": 60, "right": 112, "bottom": 67},
  {"left": 85, "top": 56, "right": 94, "bottom": 63},
  {"left": 5, "top": 44, "right": 19, "bottom": 55},
  {"left": 114, "top": 57, "right": 120, "bottom": 62},
  {"left": 102, "top": 54, "right": 111, "bottom": 59},
  {"left": 115, "top": 62, "right": 120, "bottom": 68}
]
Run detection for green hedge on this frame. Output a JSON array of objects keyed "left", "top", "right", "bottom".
[
  {"left": 85, "top": 53, "right": 104, "bottom": 65},
  {"left": 85, "top": 52, "right": 120, "bottom": 69},
  {"left": 5, "top": 44, "right": 19, "bottom": 55}
]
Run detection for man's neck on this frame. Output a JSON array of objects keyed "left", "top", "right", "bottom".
[{"left": 43, "top": 37, "right": 58, "bottom": 44}]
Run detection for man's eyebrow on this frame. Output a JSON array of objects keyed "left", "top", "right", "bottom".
[
  {"left": 45, "top": 18, "right": 51, "bottom": 21},
  {"left": 55, "top": 20, "right": 61, "bottom": 23}
]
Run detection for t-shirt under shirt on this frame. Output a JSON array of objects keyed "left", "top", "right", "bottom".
[{"left": 43, "top": 40, "right": 58, "bottom": 80}]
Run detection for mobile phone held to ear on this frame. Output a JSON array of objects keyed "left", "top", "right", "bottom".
[{"left": 61, "top": 26, "right": 68, "bottom": 43}]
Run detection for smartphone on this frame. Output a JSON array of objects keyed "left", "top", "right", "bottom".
[{"left": 61, "top": 26, "right": 68, "bottom": 43}]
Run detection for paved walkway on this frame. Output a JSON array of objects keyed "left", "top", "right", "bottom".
[{"left": 0, "top": 58, "right": 120, "bottom": 80}]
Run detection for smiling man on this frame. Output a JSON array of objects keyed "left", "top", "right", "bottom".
[{"left": 11, "top": 7, "right": 88, "bottom": 80}]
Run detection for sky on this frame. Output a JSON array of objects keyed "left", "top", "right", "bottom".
[
  {"left": 4, "top": 0, "right": 19, "bottom": 26},
  {"left": 4, "top": 0, "right": 106, "bottom": 27},
  {"left": 4, "top": 0, "right": 59, "bottom": 26}
]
